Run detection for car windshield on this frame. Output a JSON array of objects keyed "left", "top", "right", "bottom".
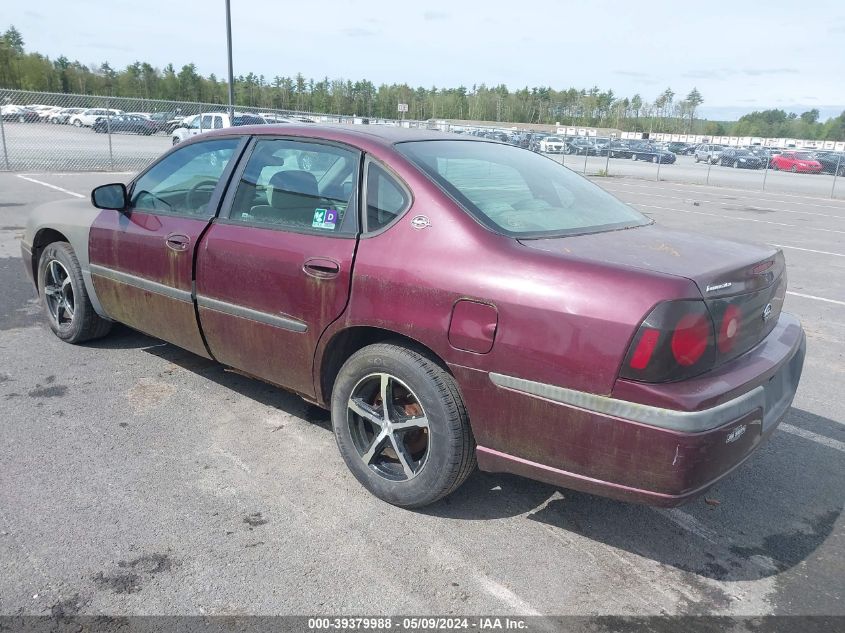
[
  {"left": 397, "top": 140, "right": 649, "bottom": 238},
  {"left": 795, "top": 152, "right": 814, "bottom": 159}
]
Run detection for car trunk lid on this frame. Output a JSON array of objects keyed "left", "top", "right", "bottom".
[{"left": 519, "top": 223, "right": 785, "bottom": 365}]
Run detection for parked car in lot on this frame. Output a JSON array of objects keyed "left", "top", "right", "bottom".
[
  {"left": 599, "top": 140, "right": 633, "bottom": 158},
  {"left": 143, "top": 111, "right": 178, "bottom": 133},
  {"left": 0, "top": 105, "right": 40, "bottom": 122},
  {"left": 48, "top": 107, "right": 86, "bottom": 124},
  {"left": 539, "top": 136, "right": 566, "bottom": 153},
  {"left": 770, "top": 151, "right": 823, "bottom": 173},
  {"left": 92, "top": 114, "right": 158, "bottom": 135},
  {"left": 667, "top": 142, "right": 692, "bottom": 155},
  {"left": 171, "top": 112, "right": 266, "bottom": 144},
  {"left": 69, "top": 108, "right": 124, "bottom": 127},
  {"left": 526, "top": 132, "right": 549, "bottom": 152},
  {"left": 748, "top": 147, "right": 776, "bottom": 167},
  {"left": 629, "top": 141, "right": 677, "bottom": 163},
  {"left": 564, "top": 137, "right": 598, "bottom": 155},
  {"left": 20, "top": 126, "right": 805, "bottom": 508},
  {"left": 694, "top": 144, "right": 724, "bottom": 164},
  {"left": 811, "top": 152, "right": 845, "bottom": 176},
  {"left": 719, "top": 148, "right": 763, "bottom": 169}
]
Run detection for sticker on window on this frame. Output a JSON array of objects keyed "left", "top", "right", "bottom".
[{"left": 312, "top": 208, "right": 338, "bottom": 230}]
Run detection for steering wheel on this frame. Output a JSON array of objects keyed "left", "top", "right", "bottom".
[{"left": 185, "top": 180, "right": 218, "bottom": 213}]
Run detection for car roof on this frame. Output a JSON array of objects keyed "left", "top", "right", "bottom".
[{"left": 202, "top": 123, "right": 475, "bottom": 148}]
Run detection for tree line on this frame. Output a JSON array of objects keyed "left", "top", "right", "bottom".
[{"left": 2, "top": 25, "right": 844, "bottom": 140}]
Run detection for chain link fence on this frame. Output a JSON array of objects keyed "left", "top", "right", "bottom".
[
  {"left": 2, "top": 89, "right": 844, "bottom": 199},
  {"left": 0, "top": 88, "right": 426, "bottom": 172}
]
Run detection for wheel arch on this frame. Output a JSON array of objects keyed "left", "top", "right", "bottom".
[
  {"left": 31, "top": 227, "right": 71, "bottom": 289},
  {"left": 316, "top": 325, "right": 452, "bottom": 407}
]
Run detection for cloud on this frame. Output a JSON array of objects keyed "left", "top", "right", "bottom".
[
  {"left": 682, "top": 69, "right": 733, "bottom": 80},
  {"left": 423, "top": 10, "right": 449, "bottom": 20},
  {"left": 742, "top": 68, "right": 799, "bottom": 76},
  {"left": 612, "top": 71, "right": 652, "bottom": 78},
  {"left": 341, "top": 27, "right": 376, "bottom": 37}
]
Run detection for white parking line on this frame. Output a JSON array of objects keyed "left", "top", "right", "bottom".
[
  {"left": 598, "top": 178, "right": 845, "bottom": 209},
  {"left": 786, "top": 291, "right": 845, "bottom": 306},
  {"left": 780, "top": 424, "right": 845, "bottom": 453},
  {"left": 16, "top": 174, "right": 84, "bottom": 198},
  {"left": 632, "top": 202, "right": 845, "bottom": 235},
  {"left": 603, "top": 185, "right": 842, "bottom": 219},
  {"left": 771, "top": 244, "right": 845, "bottom": 258}
]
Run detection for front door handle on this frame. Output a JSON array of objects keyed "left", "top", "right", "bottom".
[
  {"left": 165, "top": 233, "right": 190, "bottom": 252},
  {"left": 303, "top": 257, "right": 340, "bottom": 279}
]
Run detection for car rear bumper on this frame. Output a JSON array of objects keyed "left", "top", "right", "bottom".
[{"left": 455, "top": 313, "right": 805, "bottom": 506}]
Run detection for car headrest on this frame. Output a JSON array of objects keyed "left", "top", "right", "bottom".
[{"left": 268, "top": 170, "right": 319, "bottom": 209}]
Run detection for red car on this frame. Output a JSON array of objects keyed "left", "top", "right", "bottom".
[
  {"left": 770, "top": 151, "right": 823, "bottom": 173},
  {"left": 21, "top": 126, "right": 805, "bottom": 508}
]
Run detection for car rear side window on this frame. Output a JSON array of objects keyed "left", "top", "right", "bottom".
[
  {"left": 365, "top": 163, "right": 410, "bottom": 232},
  {"left": 226, "top": 138, "right": 360, "bottom": 235}
]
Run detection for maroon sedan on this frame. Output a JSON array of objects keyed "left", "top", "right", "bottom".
[{"left": 21, "top": 126, "right": 805, "bottom": 508}]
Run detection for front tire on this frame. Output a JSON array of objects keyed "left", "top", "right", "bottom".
[
  {"left": 38, "top": 242, "right": 112, "bottom": 344},
  {"left": 331, "top": 343, "right": 476, "bottom": 508}
]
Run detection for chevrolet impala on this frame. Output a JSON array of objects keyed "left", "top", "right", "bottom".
[{"left": 21, "top": 126, "right": 806, "bottom": 508}]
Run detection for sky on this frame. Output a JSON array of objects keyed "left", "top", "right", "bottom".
[{"left": 6, "top": 0, "right": 845, "bottom": 120}]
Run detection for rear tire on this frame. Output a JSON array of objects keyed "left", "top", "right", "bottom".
[
  {"left": 38, "top": 242, "right": 112, "bottom": 344},
  {"left": 791, "top": 166, "right": 798, "bottom": 173},
  {"left": 331, "top": 343, "right": 476, "bottom": 508}
]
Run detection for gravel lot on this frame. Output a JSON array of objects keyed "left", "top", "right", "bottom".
[{"left": 0, "top": 170, "right": 842, "bottom": 621}]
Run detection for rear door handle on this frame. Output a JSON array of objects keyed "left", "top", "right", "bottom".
[
  {"left": 303, "top": 257, "right": 340, "bottom": 279},
  {"left": 165, "top": 233, "right": 190, "bottom": 252}
]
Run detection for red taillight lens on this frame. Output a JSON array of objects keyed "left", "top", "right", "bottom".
[
  {"left": 629, "top": 328, "right": 660, "bottom": 370},
  {"left": 671, "top": 313, "right": 710, "bottom": 366},
  {"left": 620, "top": 300, "right": 716, "bottom": 383},
  {"left": 717, "top": 304, "right": 742, "bottom": 353}
]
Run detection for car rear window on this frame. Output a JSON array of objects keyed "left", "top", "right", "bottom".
[
  {"left": 233, "top": 115, "right": 266, "bottom": 126},
  {"left": 397, "top": 140, "right": 649, "bottom": 238}
]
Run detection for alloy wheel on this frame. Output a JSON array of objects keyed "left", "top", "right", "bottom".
[
  {"left": 43, "top": 260, "right": 75, "bottom": 326},
  {"left": 347, "top": 373, "right": 430, "bottom": 482}
]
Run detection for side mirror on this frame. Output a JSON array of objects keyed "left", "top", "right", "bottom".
[{"left": 91, "top": 183, "right": 128, "bottom": 211}]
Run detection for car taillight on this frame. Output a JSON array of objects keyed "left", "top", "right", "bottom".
[{"left": 620, "top": 300, "right": 716, "bottom": 383}]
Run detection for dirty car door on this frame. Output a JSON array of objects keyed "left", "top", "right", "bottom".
[
  {"left": 89, "top": 137, "right": 244, "bottom": 356},
  {"left": 195, "top": 137, "right": 360, "bottom": 397}
]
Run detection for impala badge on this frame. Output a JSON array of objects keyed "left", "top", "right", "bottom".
[
  {"left": 411, "top": 215, "right": 431, "bottom": 230},
  {"left": 762, "top": 303, "right": 773, "bottom": 321}
]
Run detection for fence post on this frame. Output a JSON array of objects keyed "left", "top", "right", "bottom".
[
  {"left": 656, "top": 154, "right": 662, "bottom": 181},
  {"left": 582, "top": 145, "right": 588, "bottom": 175},
  {"left": 832, "top": 153, "right": 842, "bottom": 199},
  {"left": 604, "top": 141, "right": 611, "bottom": 176},
  {"left": 0, "top": 113, "right": 9, "bottom": 171},
  {"left": 761, "top": 153, "right": 770, "bottom": 192},
  {"left": 106, "top": 98, "right": 114, "bottom": 171},
  {"left": 706, "top": 158, "right": 712, "bottom": 186}
]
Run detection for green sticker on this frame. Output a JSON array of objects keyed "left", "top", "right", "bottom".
[{"left": 312, "top": 208, "right": 338, "bottom": 230}]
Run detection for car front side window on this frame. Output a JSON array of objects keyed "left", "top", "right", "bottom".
[{"left": 129, "top": 138, "right": 241, "bottom": 217}]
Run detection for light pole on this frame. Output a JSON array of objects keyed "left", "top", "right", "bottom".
[{"left": 225, "top": 0, "right": 235, "bottom": 118}]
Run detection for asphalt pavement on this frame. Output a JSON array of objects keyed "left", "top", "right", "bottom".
[{"left": 0, "top": 171, "right": 842, "bottom": 621}]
